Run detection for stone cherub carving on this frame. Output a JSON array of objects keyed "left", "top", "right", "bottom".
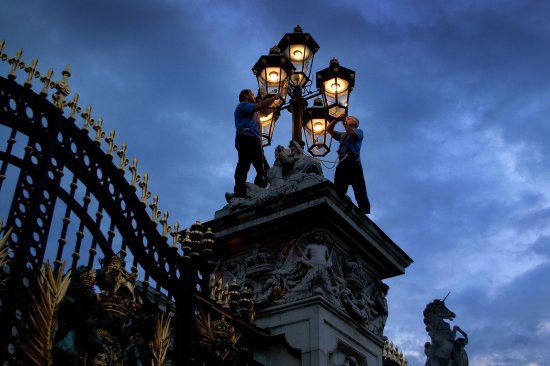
[
  {"left": 267, "top": 140, "right": 323, "bottom": 188},
  {"left": 423, "top": 298, "right": 469, "bottom": 366},
  {"left": 221, "top": 141, "right": 325, "bottom": 214}
]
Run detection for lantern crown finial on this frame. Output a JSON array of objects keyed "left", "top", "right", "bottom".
[
  {"left": 294, "top": 25, "right": 303, "bottom": 33},
  {"left": 269, "top": 46, "right": 281, "bottom": 55},
  {"left": 329, "top": 58, "right": 340, "bottom": 66}
]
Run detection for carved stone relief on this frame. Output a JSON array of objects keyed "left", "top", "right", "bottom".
[{"left": 213, "top": 230, "right": 389, "bottom": 336}]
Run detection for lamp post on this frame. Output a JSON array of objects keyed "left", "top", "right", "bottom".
[{"left": 251, "top": 26, "right": 356, "bottom": 157}]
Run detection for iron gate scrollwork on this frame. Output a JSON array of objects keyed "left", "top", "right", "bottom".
[{"left": 0, "top": 42, "right": 214, "bottom": 365}]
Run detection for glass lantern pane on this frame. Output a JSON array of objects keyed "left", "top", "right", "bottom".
[
  {"left": 328, "top": 105, "right": 347, "bottom": 118},
  {"left": 258, "top": 67, "right": 288, "bottom": 95},
  {"left": 323, "top": 77, "right": 350, "bottom": 96}
]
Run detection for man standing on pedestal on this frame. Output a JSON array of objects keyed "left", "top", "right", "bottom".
[
  {"left": 233, "top": 89, "right": 281, "bottom": 198},
  {"left": 327, "top": 115, "right": 371, "bottom": 214}
]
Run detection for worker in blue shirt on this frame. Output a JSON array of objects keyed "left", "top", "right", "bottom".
[
  {"left": 233, "top": 89, "right": 281, "bottom": 198},
  {"left": 327, "top": 115, "right": 371, "bottom": 214}
]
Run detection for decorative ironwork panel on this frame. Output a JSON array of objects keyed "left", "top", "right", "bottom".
[{"left": 0, "top": 44, "right": 214, "bottom": 365}]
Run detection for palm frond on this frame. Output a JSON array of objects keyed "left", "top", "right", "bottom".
[
  {"left": 0, "top": 225, "right": 11, "bottom": 267},
  {"left": 23, "top": 262, "right": 71, "bottom": 366},
  {"left": 151, "top": 313, "right": 172, "bottom": 366},
  {"left": 0, "top": 225, "right": 12, "bottom": 289}
]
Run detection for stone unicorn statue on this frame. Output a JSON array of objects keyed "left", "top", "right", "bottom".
[{"left": 423, "top": 296, "right": 468, "bottom": 366}]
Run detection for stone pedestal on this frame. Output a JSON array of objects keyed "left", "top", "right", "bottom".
[{"left": 206, "top": 180, "right": 412, "bottom": 366}]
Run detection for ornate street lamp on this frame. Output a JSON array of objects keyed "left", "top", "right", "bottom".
[
  {"left": 303, "top": 97, "right": 331, "bottom": 157},
  {"left": 251, "top": 26, "right": 355, "bottom": 156},
  {"left": 252, "top": 47, "right": 294, "bottom": 147},
  {"left": 316, "top": 58, "right": 355, "bottom": 119}
]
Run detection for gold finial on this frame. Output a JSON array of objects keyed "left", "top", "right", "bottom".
[
  {"left": 67, "top": 93, "right": 80, "bottom": 121},
  {"left": 170, "top": 222, "right": 181, "bottom": 248},
  {"left": 80, "top": 105, "right": 94, "bottom": 132},
  {"left": 149, "top": 195, "right": 161, "bottom": 224},
  {"left": 130, "top": 158, "right": 140, "bottom": 191},
  {"left": 105, "top": 129, "right": 117, "bottom": 159},
  {"left": 39, "top": 68, "right": 54, "bottom": 97},
  {"left": 52, "top": 64, "right": 72, "bottom": 110},
  {"left": 24, "top": 58, "right": 40, "bottom": 88},
  {"left": 93, "top": 118, "right": 105, "bottom": 145},
  {"left": 139, "top": 172, "right": 151, "bottom": 205},
  {"left": 160, "top": 211, "right": 170, "bottom": 239},
  {"left": 8, "top": 49, "right": 24, "bottom": 80},
  {"left": 117, "top": 143, "right": 130, "bottom": 173},
  {"left": 181, "top": 229, "right": 192, "bottom": 261}
]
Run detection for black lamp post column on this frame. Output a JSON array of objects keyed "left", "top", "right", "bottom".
[{"left": 289, "top": 87, "right": 308, "bottom": 144}]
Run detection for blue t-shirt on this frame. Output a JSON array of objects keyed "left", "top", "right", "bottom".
[
  {"left": 234, "top": 102, "right": 261, "bottom": 139},
  {"left": 333, "top": 129, "right": 363, "bottom": 157}
]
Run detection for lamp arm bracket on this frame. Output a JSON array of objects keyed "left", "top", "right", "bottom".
[{"left": 303, "top": 91, "right": 321, "bottom": 102}]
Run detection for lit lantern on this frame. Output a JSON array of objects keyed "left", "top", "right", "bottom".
[
  {"left": 259, "top": 109, "right": 280, "bottom": 147},
  {"left": 277, "top": 25, "right": 320, "bottom": 87},
  {"left": 303, "top": 98, "right": 331, "bottom": 157},
  {"left": 316, "top": 58, "right": 355, "bottom": 119},
  {"left": 252, "top": 46, "right": 294, "bottom": 100},
  {"left": 252, "top": 47, "right": 294, "bottom": 146}
]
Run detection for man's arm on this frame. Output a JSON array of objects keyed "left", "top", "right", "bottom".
[
  {"left": 254, "top": 93, "right": 282, "bottom": 112},
  {"left": 342, "top": 118, "right": 359, "bottom": 140},
  {"left": 327, "top": 114, "right": 345, "bottom": 136}
]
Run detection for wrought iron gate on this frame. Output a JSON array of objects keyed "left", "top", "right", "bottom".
[{"left": 0, "top": 42, "right": 214, "bottom": 365}]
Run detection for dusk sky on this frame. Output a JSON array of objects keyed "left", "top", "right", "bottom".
[{"left": 2, "top": 0, "right": 550, "bottom": 364}]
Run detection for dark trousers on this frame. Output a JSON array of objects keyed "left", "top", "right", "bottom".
[
  {"left": 234, "top": 134, "right": 269, "bottom": 197},
  {"left": 334, "top": 154, "right": 371, "bottom": 212}
]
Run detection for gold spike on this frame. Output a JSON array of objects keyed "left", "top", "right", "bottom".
[
  {"left": 149, "top": 195, "right": 161, "bottom": 224},
  {"left": 39, "top": 69, "right": 54, "bottom": 97},
  {"left": 93, "top": 117, "right": 105, "bottom": 145},
  {"left": 139, "top": 172, "right": 151, "bottom": 205},
  {"left": 117, "top": 143, "right": 130, "bottom": 173},
  {"left": 104, "top": 129, "right": 117, "bottom": 159},
  {"left": 52, "top": 65, "right": 71, "bottom": 110},
  {"left": 8, "top": 49, "right": 24, "bottom": 80},
  {"left": 24, "top": 58, "right": 40, "bottom": 88},
  {"left": 67, "top": 93, "right": 80, "bottom": 121},
  {"left": 170, "top": 223, "right": 181, "bottom": 248},
  {"left": 80, "top": 105, "right": 94, "bottom": 133},
  {"left": 130, "top": 158, "right": 140, "bottom": 191},
  {"left": 0, "top": 40, "right": 7, "bottom": 61},
  {"left": 139, "top": 173, "right": 151, "bottom": 206},
  {"left": 160, "top": 211, "right": 170, "bottom": 239}
]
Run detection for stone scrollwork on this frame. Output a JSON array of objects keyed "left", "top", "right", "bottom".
[{"left": 213, "top": 230, "right": 389, "bottom": 335}]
